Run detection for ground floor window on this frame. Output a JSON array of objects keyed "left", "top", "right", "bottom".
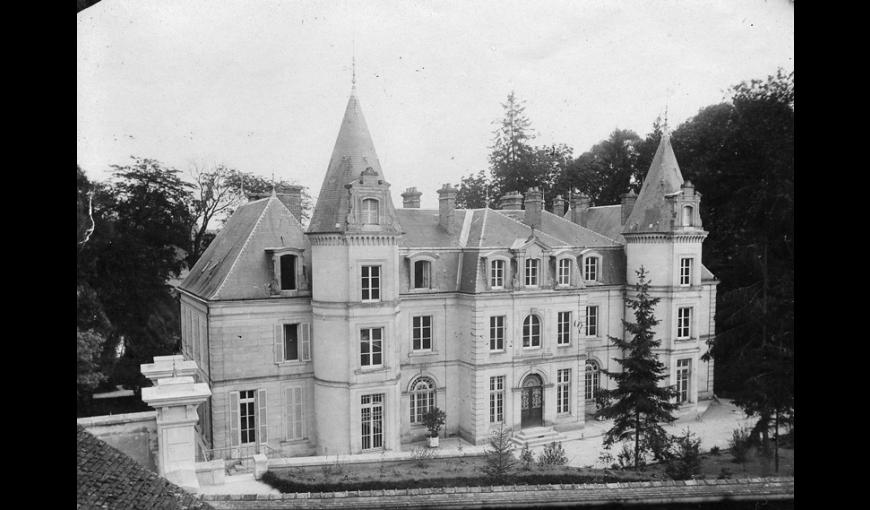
[
  {"left": 409, "top": 377, "right": 435, "bottom": 424},
  {"left": 557, "top": 369, "right": 570, "bottom": 414},
  {"left": 585, "top": 361, "right": 599, "bottom": 402},
  {"left": 676, "top": 359, "right": 691, "bottom": 403},
  {"left": 489, "top": 376, "right": 504, "bottom": 423},
  {"left": 361, "top": 393, "right": 384, "bottom": 450},
  {"left": 239, "top": 390, "right": 256, "bottom": 445}
]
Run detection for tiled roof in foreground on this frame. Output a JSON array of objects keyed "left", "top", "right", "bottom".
[{"left": 77, "top": 425, "right": 213, "bottom": 510}]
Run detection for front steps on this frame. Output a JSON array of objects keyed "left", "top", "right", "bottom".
[{"left": 511, "top": 427, "right": 567, "bottom": 449}]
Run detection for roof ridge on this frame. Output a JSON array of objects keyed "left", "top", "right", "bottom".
[
  {"left": 212, "top": 198, "right": 274, "bottom": 299},
  {"left": 542, "top": 209, "right": 620, "bottom": 246},
  {"left": 490, "top": 209, "right": 567, "bottom": 247}
]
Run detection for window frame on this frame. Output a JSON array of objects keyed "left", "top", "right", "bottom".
[
  {"left": 679, "top": 257, "right": 693, "bottom": 286},
  {"left": 489, "top": 315, "right": 505, "bottom": 351},
  {"left": 409, "top": 377, "right": 436, "bottom": 425},
  {"left": 239, "top": 390, "right": 257, "bottom": 445},
  {"left": 361, "top": 197, "right": 380, "bottom": 225},
  {"left": 557, "top": 368, "right": 571, "bottom": 414},
  {"left": 490, "top": 258, "right": 506, "bottom": 289},
  {"left": 682, "top": 205, "right": 693, "bottom": 227},
  {"left": 360, "top": 327, "right": 384, "bottom": 368},
  {"left": 411, "top": 315, "right": 433, "bottom": 352},
  {"left": 361, "top": 264, "right": 382, "bottom": 302},
  {"left": 676, "top": 358, "right": 691, "bottom": 403},
  {"left": 585, "top": 305, "right": 599, "bottom": 337},
  {"left": 677, "top": 306, "right": 693, "bottom": 339},
  {"left": 489, "top": 376, "right": 504, "bottom": 423},
  {"left": 556, "top": 257, "right": 572, "bottom": 286},
  {"left": 524, "top": 258, "right": 540, "bottom": 287},
  {"left": 283, "top": 323, "right": 299, "bottom": 361},
  {"left": 583, "top": 254, "right": 601, "bottom": 283},
  {"left": 360, "top": 393, "right": 384, "bottom": 451},
  {"left": 585, "top": 361, "right": 600, "bottom": 401},
  {"left": 557, "top": 311, "right": 571, "bottom": 345},
  {"left": 413, "top": 260, "right": 432, "bottom": 289},
  {"left": 522, "top": 314, "right": 542, "bottom": 348}
]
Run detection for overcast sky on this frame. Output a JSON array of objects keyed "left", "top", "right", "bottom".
[{"left": 77, "top": 0, "right": 793, "bottom": 209}]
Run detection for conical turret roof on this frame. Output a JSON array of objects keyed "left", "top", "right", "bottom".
[
  {"left": 622, "top": 131, "right": 685, "bottom": 233},
  {"left": 308, "top": 89, "right": 393, "bottom": 233}
]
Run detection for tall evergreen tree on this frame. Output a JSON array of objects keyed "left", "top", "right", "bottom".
[
  {"left": 489, "top": 91, "right": 536, "bottom": 199},
  {"left": 596, "top": 266, "right": 679, "bottom": 469}
]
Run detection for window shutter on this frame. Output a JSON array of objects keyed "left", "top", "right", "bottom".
[
  {"left": 283, "top": 388, "right": 291, "bottom": 440},
  {"left": 301, "top": 323, "right": 311, "bottom": 361},
  {"left": 228, "top": 391, "right": 240, "bottom": 447},
  {"left": 257, "top": 389, "right": 268, "bottom": 446},
  {"left": 274, "top": 324, "right": 284, "bottom": 363}
]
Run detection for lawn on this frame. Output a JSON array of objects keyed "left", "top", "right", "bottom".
[{"left": 264, "top": 441, "right": 793, "bottom": 493}]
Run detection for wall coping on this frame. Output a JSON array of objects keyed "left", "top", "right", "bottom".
[{"left": 76, "top": 411, "right": 157, "bottom": 428}]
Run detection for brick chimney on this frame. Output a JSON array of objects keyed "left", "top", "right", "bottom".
[
  {"left": 524, "top": 187, "right": 543, "bottom": 228},
  {"left": 248, "top": 185, "right": 304, "bottom": 221},
  {"left": 569, "top": 192, "right": 591, "bottom": 227},
  {"left": 437, "top": 183, "right": 457, "bottom": 234},
  {"left": 620, "top": 189, "right": 637, "bottom": 224},
  {"left": 552, "top": 194, "right": 566, "bottom": 216},
  {"left": 498, "top": 191, "right": 524, "bottom": 210},
  {"left": 401, "top": 187, "right": 422, "bottom": 208}
]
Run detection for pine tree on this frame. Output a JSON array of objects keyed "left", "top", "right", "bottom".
[
  {"left": 596, "top": 266, "right": 679, "bottom": 469},
  {"left": 489, "top": 91, "right": 535, "bottom": 198}
]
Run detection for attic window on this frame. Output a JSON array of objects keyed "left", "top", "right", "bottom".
[
  {"left": 280, "top": 254, "right": 297, "bottom": 290},
  {"left": 414, "top": 260, "right": 431, "bottom": 289},
  {"left": 362, "top": 198, "right": 379, "bottom": 225},
  {"left": 682, "top": 205, "right": 693, "bottom": 226}
]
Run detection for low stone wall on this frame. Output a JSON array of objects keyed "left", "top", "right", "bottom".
[
  {"left": 203, "top": 477, "right": 794, "bottom": 509},
  {"left": 77, "top": 411, "right": 158, "bottom": 472}
]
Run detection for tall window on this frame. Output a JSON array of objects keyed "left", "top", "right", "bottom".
[
  {"left": 557, "top": 311, "right": 571, "bottom": 345},
  {"left": 284, "top": 387, "right": 305, "bottom": 440},
  {"left": 414, "top": 260, "right": 431, "bottom": 289},
  {"left": 676, "top": 359, "right": 691, "bottom": 403},
  {"left": 677, "top": 307, "right": 692, "bottom": 339},
  {"left": 283, "top": 324, "right": 298, "bottom": 361},
  {"left": 279, "top": 254, "right": 296, "bottom": 290},
  {"left": 557, "top": 369, "right": 571, "bottom": 414},
  {"left": 362, "top": 198, "right": 379, "bottom": 225},
  {"left": 361, "top": 265, "right": 380, "bottom": 301},
  {"left": 680, "top": 258, "right": 692, "bottom": 286},
  {"left": 584, "top": 256, "right": 599, "bottom": 282},
  {"left": 524, "top": 258, "right": 539, "bottom": 286},
  {"left": 360, "top": 327, "right": 383, "bottom": 367},
  {"left": 412, "top": 315, "right": 432, "bottom": 351},
  {"left": 360, "top": 393, "right": 384, "bottom": 450},
  {"left": 585, "top": 361, "right": 599, "bottom": 401},
  {"left": 682, "top": 205, "right": 693, "bottom": 226},
  {"left": 585, "top": 306, "right": 598, "bottom": 337},
  {"left": 489, "top": 315, "right": 505, "bottom": 351},
  {"left": 522, "top": 315, "right": 541, "bottom": 348},
  {"left": 409, "top": 377, "right": 435, "bottom": 424},
  {"left": 489, "top": 376, "right": 504, "bottom": 423},
  {"left": 239, "top": 390, "right": 256, "bottom": 445},
  {"left": 490, "top": 259, "right": 505, "bottom": 288},
  {"left": 557, "top": 258, "right": 571, "bottom": 285}
]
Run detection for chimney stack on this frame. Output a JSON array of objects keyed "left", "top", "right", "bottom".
[
  {"left": 620, "top": 189, "right": 637, "bottom": 224},
  {"left": 437, "top": 183, "right": 457, "bottom": 234},
  {"left": 401, "top": 187, "right": 422, "bottom": 208},
  {"left": 552, "top": 194, "right": 566, "bottom": 216},
  {"left": 248, "top": 185, "right": 304, "bottom": 221},
  {"left": 569, "top": 191, "right": 591, "bottom": 227},
  {"left": 498, "top": 191, "right": 524, "bottom": 210},
  {"left": 524, "top": 187, "right": 543, "bottom": 228}
]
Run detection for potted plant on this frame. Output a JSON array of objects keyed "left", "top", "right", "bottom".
[{"left": 421, "top": 407, "right": 446, "bottom": 448}]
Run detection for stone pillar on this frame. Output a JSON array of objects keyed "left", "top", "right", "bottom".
[{"left": 141, "top": 356, "right": 211, "bottom": 491}]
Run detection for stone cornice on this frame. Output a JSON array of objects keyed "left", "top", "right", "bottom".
[
  {"left": 307, "top": 232, "right": 400, "bottom": 246},
  {"left": 623, "top": 231, "right": 708, "bottom": 243}
]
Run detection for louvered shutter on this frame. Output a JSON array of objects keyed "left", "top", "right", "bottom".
[
  {"left": 228, "top": 391, "right": 240, "bottom": 447},
  {"left": 257, "top": 389, "right": 268, "bottom": 446},
  {"left": 274, "top": 324, "right": 284, "bottom": 363},
  {"left": 301, "top": 323, "right": 311, "bottom": 361},
  {"left": 294, "top": 386, "right": 304, "bottom": 439},
  {"left": 283, "top": 388, "right": 291, "bottom": 440}
]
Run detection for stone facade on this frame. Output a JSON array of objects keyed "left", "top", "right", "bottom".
[{"left": 178, "top": 87, "right": 718, "bottom": 458}]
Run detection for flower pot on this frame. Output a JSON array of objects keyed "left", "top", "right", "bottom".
[{"left": 428, "top": 436, "right": 439, "bottom": 448}]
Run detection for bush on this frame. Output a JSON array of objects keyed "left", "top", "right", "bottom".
[
  {"left": 643, "top": 428, "right": 675, "bottom": 462},
  {"left": 421, "top": 407, "right": 447, "bottom": 438},
  {"left": 411, "top": 446, "right": 436, "bottom": 467},
  {"left": 519, "top": 444, "right": 534, "bottom": 470},
  {"left": 664, "top": 429, "right": 701, "bottom": 480},
  {"left": 729, "top": 425, "right": 753, "bottom": 464},
  {"left": 616, "top": 443, "right": 639, "bottom": 469},
  {"left": 537, "top": 441, "right": 568, "bottom": 466},
  {"left": 709, "top": 446, "right": 721, "bottom": 456}
]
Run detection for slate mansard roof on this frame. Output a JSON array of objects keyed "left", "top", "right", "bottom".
[{"left": 77, "top": 425, "right": 214, "bottom": 510}]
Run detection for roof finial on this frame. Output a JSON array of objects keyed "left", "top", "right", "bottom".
[
  {"left": 351, "top": 36, "right": 357, "bottom": 91},
  {"left": 663, "top": 87, "right": 672, "bottom": 136}
]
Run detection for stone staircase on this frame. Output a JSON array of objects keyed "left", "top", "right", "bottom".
[{"left": 510, "top": 426, "right": 567, "bottom": 449}]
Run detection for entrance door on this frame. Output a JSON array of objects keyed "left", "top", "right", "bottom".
[{"left": 521, "top": 374, "right": 543, "bottom": 428}]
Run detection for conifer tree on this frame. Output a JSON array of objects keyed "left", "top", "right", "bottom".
[{"left": 596, "top": 266, "right": 679, "bottom": 469}]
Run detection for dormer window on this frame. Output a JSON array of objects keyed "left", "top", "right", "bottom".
[
  {"left": 362, "top": 198, "right": 379, "bottom": 225},
  {"left": 557, "top": 258, "right": 571, "bottom": 286},
  {"left": 583, "top": 255, "right": 600, "bottom": 282},
  {"left": 414, "top": 260, "right": 431, "bottom": 289},
  {"left": 682, "top": 205, "right": 693, "bottom": 227},
  {"left": 490, "top": 259, "right": 505, "bottom": 288},
  {"left": 524, "top": 258, "right": 540, "bottom": 287},
  {"left": 279, "top": 254, "right": 297, "bottom": 290}
]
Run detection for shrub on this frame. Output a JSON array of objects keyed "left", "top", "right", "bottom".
[
  {"left": 616, "top": 443, "right": 639, "bottom": 469},
  {"left": 664, "top": 428, "right": 701, "bottom": 480},
  {"left": 483, "top": 423, "right": 515, "bottom": 481},
  {"left": 421, "top": 407, "right": 447, "bottom": 438},
  {"left": 537, "top": 441, "right": 568, "bottom": 466},
  {"left": 729, "top": 425, "right": 752, "bottom": 464},
  {"left": 643, "top": 428, "right": 675, "bottom": 462},
  {"left": 519, "top": 443, "right": 534, "bottom": 470},
  {"left": 709, "top": 446, "right": 721, "bottom": 456},
  {"left": 717, "top": 467, "right": 732, "bottom": 479},
  {"left": 411, "top": 446, "right": 436, "bottom": 468}
]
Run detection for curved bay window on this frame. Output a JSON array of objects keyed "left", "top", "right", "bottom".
[
  {"left": 522, "top": 315, "right": 541, "bottom": 348},
  {"left": 585, "top": 361, "right": 600, "bottom": 402},
  {"left": 409, "top": 377, "right": 436, "bottom": 424},
  {"left": 361, "top": 198, "right": 379, "bottom": 225}
]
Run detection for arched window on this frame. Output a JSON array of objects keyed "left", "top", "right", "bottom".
[
  {"left": 409, "top": 377, "right": 436, "bottom": 424},
  {"left": 362, "top": 198, "right": 379, "bottom": 225},
  {"left": 585, "top": 361, "right": 600, "bottom": 401},
  {"left": 414, "top": 260, "right": 431, "bottom": 289},
  {"left": 682, "top": 205, "right": 693, "bottom": 226},
  {"left": 522, "top": 315, "right": 541, "bottom": 348},
  {"left": 279, "top": 254, "right": 297, "bottom": 290}
]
